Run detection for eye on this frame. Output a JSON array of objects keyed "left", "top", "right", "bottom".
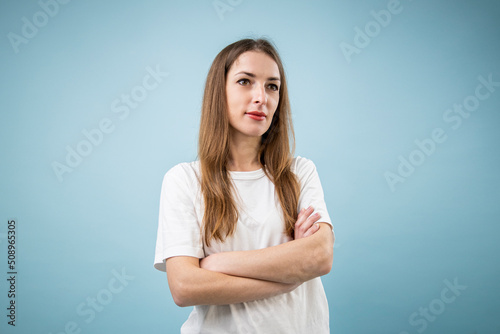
[
  {"left": 237, "top": 78, "right": 250, "bottom": 85},
  {"left": 267, "top": 83, "right": 279, "bottom": 91}
]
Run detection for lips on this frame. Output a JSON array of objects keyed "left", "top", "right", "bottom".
[{"left": 245, "top": 111, "right": 266, "bottom": 121}]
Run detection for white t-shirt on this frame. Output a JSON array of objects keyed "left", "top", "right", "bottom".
[{"left": 154, "top": 156, "right": 333, "bottom": 333}]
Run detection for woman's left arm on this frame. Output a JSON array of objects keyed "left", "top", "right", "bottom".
[
  {"left": 201, "top": 158, "right": 335, "bottom": 284},
  {"left": 200, "top": 218, "right": 334, "bottom": 284}
]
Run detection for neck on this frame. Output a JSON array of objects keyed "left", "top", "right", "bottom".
[{"left": 228, "top": 130, "right": 262, "bottom": 171}]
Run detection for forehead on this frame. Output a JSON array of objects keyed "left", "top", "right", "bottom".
[{"left": 229, "top": 51, "right": 280, "bottom": 78}]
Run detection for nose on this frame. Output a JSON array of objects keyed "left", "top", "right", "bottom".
[{"left": 252, "top": 84, "right": 267, "bottom": 105}]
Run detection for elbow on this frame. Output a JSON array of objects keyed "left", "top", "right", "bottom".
[
  {"left": 305, "top": 244, "right": 333, "bottom": 278},
  {"left": 318, "top": 249, "right": 333, "bottom": 276},
  {"left": 316, "top": 230, "right": 335, "bottom": 276},
  {"left": 315, "top": 246, "right": 333, "bottom": 276},
  {"left": 166, "top": 257, "right": 202, "bottom": 307},
  {"left": 170, "top": 280, "right": 194, "bottom": 307},
  {"left": 172, "top": 294, "right": 189, "bottom": 308}
]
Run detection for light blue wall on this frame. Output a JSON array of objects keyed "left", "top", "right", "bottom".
[{"left": 1, "top": 0, "right": 499, "bottom": 333}]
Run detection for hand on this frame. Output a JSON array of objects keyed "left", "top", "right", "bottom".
[
  {"left": 199, "top": 254, "right": 217, "bottom": 272},
  {"left": 294, "top": 206, "right": 321, "bottom": 240},
  {"left": 284, "top": 281, "right": 302, "bottom": 293}
]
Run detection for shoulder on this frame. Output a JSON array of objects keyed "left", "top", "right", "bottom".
[
  {"left": 291, "top": 156, "right": 317, "bottom": 177},
  {"left": 164, "top": 160, "right": 200, "bottom": 177},
  {"left": 162, "top": 161, "right": 201, "bottom": 189}
]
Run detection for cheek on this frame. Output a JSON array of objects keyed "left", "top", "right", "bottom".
[
  {"left": 227, "top": 88, "right": 247, "bottom": 109},
  {"left": 269, "top": 95, "right": 280, "bottom": 112},
  {"left": 268, "top": 105, "right": 278, "bottom": 124}
]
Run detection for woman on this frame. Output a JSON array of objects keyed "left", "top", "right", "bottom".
[{"left": 154, "top": 38, "right": 335, "bottom": 333}]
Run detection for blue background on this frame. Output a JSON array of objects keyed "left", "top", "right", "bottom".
[{"left": 1, "top": 0, "right": 499, "bottom": 333}]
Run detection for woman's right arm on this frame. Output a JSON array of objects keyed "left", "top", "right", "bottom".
[
  {"left": 157, "top": 166, "right": 297, "bottom": 307},
  {"left": 166, "top": 256, "right": 298, "bottom": 307}
]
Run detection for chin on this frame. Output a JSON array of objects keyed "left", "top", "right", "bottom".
[
  {"left": 231, "top": 125, "right": 271, "bottom": 138},
  {"left": 245, "top": 131, "right": 267, "bottom": 138},
  {"left": 248, "top": 127, "right": 271, "bottom": 138}
]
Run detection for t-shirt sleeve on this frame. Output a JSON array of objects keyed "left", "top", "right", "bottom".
[
  {"left": 153, "top": 163, "right": 205, "bottom": 272},
  {"left": 293, "top": 156, "right": 333, "bottom": 230}
]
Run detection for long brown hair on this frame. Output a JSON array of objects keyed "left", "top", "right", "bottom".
[{"left": 198, "top": 38, "right": 300, "bottom": 246}]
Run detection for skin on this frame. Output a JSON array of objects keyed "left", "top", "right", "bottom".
[
  {"left": 165, "top": 51, "right": 334, "bottom": 307},
  {"left": 225, "top": 50, "right": 280, "bottom": 171}
]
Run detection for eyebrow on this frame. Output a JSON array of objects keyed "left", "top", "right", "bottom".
[{"left": 235, "top": 71, "right": 280, "bottom": 81}]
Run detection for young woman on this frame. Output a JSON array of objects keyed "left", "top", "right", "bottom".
[{"left": 154, "top": 38, "right": 335, "bottom": 333}]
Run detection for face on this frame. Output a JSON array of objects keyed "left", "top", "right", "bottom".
[{"left": 225, "top": 51, "right": 280, "bottom": 140}]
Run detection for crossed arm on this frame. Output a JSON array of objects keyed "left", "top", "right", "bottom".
[{"left": 165, "top": 207, "right": 335, "bottom": 307}]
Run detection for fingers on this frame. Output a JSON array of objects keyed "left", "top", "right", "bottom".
[
  {"left": 302, "top": 223, "right": 320, "bottom": 238},
  {"left": 294, "top": 206, "right": 321, "bottom": 239},
  {"left": 296, "top": 206, "right": 314, "bottom": 225}
]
